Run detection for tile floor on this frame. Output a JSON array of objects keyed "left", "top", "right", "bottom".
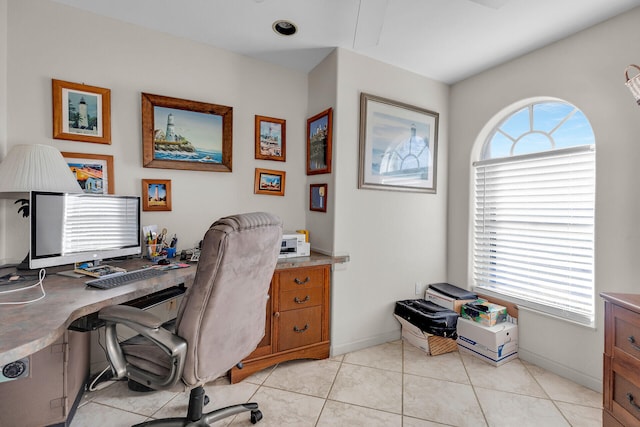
[{"left": 71, "top": 340, "right": 602, "bottom": 427}]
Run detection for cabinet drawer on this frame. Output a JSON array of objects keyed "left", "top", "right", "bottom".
[
  {"left": 278, "top": 306, "right": 322, "bottom": 352},
  {"left": 278, "top": 267, "right": 325, "bottom": 292},
  {"left": 614, "top": 305, "right": 640, "bottom": 362},
  {"left": 613, "top": 373, "right": 640, "bottom": 425},
  {"left": 280, "top": 287, "right": 323, "bottom": 311}
]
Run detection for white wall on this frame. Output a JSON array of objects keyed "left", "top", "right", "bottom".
[
  {"left": 0, "top": 0, "right": 8, "bottom": 262},
  {"left": 1, "top": 0, "right": 308, "bottom": 262},
  {"left": 329, "top": 49, "right": 450, "bottom": 354},
  {"left": 448, "top": 6, "right": 640, "bottom": 391}
]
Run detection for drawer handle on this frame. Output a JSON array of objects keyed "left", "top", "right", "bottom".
[
  {"left": 628, "top": 393, "right": 640, "bottom": 411},
  {"left": 294, "top": 296, "right": 310, "bottom": 304},
  {"left": 628, "top": 336, "right": 640, "bottom": 351},
  {"left": 294, "top": 277, "right": 310, "bottom": 285},
  {"left": 293, "top": 324, "right": 309, "bottom": 333}
]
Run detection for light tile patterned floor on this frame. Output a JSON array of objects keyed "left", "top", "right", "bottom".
[{"left": 71, "top": 340, "right": 602, "bottom": 427}]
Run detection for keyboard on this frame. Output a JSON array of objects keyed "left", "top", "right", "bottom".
[{"left": 85, "top": 268, "right": 167, "bottom": 289}]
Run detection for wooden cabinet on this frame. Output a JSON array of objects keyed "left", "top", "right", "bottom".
[
  {"left": 230, "top": 263, "right": 331, "bottom": 383},
  {"left": 602, "top": 293, "right": 640, "bottom": 427}
]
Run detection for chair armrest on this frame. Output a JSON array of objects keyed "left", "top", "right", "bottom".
[
  {"left": 98, "top": 305, "right": 187, "bottom": 390},
  {"left": 99, "top": 305, "right": 164, "bottom": 328}
]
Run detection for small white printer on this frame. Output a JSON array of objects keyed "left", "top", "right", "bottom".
[{"left": 279, "top": 232, "right": 310, "bottom": 258}]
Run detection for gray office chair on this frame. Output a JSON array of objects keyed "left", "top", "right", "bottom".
[{"left": 98, "top": 212, "right": 282, "bottom": 426}]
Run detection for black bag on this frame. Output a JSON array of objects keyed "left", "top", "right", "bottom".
[
  {"left": 394, "top": 299, "right": 459, "bottom": 338},
  {"left": 428, "top": 282, "right": 477, "bottom": 300}
]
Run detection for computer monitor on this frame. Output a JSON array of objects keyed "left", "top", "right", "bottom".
[{"left": 29, "top": 191, "right": 141, "bottom": 269}]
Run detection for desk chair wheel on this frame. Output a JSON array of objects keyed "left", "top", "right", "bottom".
[{"left": 250, "top": 409, "right": 263, "bottom": 424}]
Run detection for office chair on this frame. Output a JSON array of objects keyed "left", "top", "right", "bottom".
[{"left": 98, "top": 212, "right": 282, "bottom": 426}]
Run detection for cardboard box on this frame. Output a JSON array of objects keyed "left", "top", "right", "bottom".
[
  {"left": 456, "top": 317, "right": 518, "bottom": 366},
  {"left": 425, "top": 288, "right": 477, "bottom": 314},
  {"left": 460, "top": 299, "right": 508, "bottom": 326},
  {"left": 394, "top": 314, "right": 457, "bottom": 356}
]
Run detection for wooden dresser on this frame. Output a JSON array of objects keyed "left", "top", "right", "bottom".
[
  {"left": 601, "top": 293, "right": 640, "bottom": 427},
  {"left": 230, "top": 253, "right": 344, "bottom": 383}
]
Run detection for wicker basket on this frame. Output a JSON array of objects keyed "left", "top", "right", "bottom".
[
  {"left": 625, "top": 64, "right": 640, "bottom": 106},
  {"left": 427, "top": 335, "right": 458, "bottom": 356}
]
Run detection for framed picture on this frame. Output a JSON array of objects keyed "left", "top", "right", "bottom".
[
  {"left": 310, "top": 183, "right": 328, "bottom": 212},
  {"left": 61, "top": 152, "right": 114, "bottom": 194},
  {"left": 254, "top": 168, "right": 285, "bottom": 196},
  {"left": 306, "top": 108, "right": 333, "bottom": 175},
  {"left": 142, "top": 179, "right": 172, "bottom": 211},
  {"left": 358, "top": 93, "right": 439, "bottom": 193},
  {"left": 255, "top": 115, "right": 286, "bottom": 161},
  {"left": 142, "top": 93, "right": 232, "bottom": 172},
  {"left": 52, "top": 79, "right": 111, "bottom": 144}
]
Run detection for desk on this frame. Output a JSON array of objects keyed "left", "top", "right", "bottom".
[{"left": 0, "top": 258, "right": 196, "bottom": 366}]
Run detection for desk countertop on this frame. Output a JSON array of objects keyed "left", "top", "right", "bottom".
[{"left": 0, "top": 251, "right": 348, "bottom": 365}]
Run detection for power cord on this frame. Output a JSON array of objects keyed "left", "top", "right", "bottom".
[{"left": 0, "top": 269, "right": 46, "bottom": 305}]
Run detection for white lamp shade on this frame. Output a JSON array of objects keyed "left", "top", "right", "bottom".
[{"left": 0, "top": 144, "right": 83, "bottom": 198}]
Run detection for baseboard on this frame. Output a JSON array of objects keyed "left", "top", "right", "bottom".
[
  {"left": 331, "top": 329, "right": 401, "bottom": 356},
  {"left": 518, "top": 348, "right": 602, "bottom": 393}
]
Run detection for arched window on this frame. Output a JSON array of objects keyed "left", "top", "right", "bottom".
[{"left": 472, "top": 100, "right": 596, "bottom": 326}]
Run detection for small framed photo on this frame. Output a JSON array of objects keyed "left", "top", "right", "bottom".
[
  {"left": 61, "top": 152, "right": 114, "bottom": 194},
  {"left": 254, "top": 168, "right": 285, "bottom": 196},
  {"left": 306, "top": 108, "right": 333, "bottom": 175},
  {"left": 310, "top": 183, "right": 328, "bottom": 212},
  {"left": 52, "top": 79, "right": 111, "bottom": 144},
  {"left": 142, "top": 93, "right": 232, "bottom": 172},
  {"left": 142, "top": 179, "right": 172, "bottom": 211},
  {"left": 255, "top": 115, "right": 286, "bottom": 161}
]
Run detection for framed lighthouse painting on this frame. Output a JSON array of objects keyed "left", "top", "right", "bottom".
[
  {"left": 142, "top": 179, "right": 172, "bottom": 211},
  {"left": 141, "top": 93, "right": 233, "bottom": 172},
  {"left": 52, "top": 79, "right": 111, "bottom": 144}
]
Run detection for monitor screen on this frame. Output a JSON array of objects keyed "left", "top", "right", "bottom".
[{"left": 29, "top": 191, "right": 141, "bottom": 269}]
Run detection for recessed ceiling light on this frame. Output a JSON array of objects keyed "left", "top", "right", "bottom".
[{"left": 272, "top": 20, "right": 297, "bottom": 36}]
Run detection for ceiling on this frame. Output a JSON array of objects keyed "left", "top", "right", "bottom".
[{"left": 52, "top": 0, "right": 640, "bottom": 84}]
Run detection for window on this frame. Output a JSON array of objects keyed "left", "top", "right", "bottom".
[{"left": 472, "top": 100, "right": 596, "bottom": 326}]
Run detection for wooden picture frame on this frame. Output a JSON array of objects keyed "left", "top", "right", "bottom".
[
  {"left": 306, "top": 108, "right": 333, "bottom": 175},
  {"left": 255, "top": 115, "right": 286, "bottom": 161},
  {"left": 254, "top": 168, "right": 285, "bottom": 196},
  {"left": 142, "top": 179, "right": 172, "bottom": 211},
  {"left": 142, "top": 93, "right": 233, "bottom": 172},
  {"left": 61, "top": 152, "right": 114, "bottom": 194},
  {"left": 358, "top": 92, "right": 438, "bottom": 193},
  {"left": 52, "top": 79, "right": 111, "bottom": 144},
  {"left": 310, "top": 183, "right": 328, "bottom": 212}
]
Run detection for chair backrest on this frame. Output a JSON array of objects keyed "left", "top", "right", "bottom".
[{"left": 175, "top": 212, "right": 282, "bottom": 386}]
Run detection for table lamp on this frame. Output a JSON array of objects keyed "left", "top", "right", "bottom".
[
  {"left": 0, "top": 144, "right": 82, "bottom": 268},
  {"left": 0, "top": 144, "right": 83, "bottom": 215}
]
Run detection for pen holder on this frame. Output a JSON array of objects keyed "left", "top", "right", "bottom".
[
  {"left": 165, "top": 247, "right": 176, "bottom": 258},
  {"left": 146, "top": 243, "right": 167, "bottom": 262}
]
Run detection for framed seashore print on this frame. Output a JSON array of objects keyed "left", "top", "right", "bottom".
[
  {"left": 142, "top": 93, "right": 232, "bottom": 172},
  {"left": 358, "top": 92, "right": 438, "bottom": 193}
]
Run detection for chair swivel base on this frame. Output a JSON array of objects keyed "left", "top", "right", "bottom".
[{"left": 131, "top": 386, "right": 263, "bottom": 427}]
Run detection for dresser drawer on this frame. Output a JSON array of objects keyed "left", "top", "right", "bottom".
[
  {"left": 614, "top": 305, "right": 640, "bottom": 362},
  {"left": 613, "top": 373, "right": 640, "bottom": 425},
  {"left": 277, "top": 306, "right": 322, "bottom": 352},
  {"left": 278, "top": 267, "right": 325, "bottom": 292},
  {"left": 280, "top": 286, "right": 323, "bottom": 311}
]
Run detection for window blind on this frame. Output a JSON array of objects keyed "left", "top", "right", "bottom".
[{"left": 472, "top": 145, "right": 595, "bottom": 325}]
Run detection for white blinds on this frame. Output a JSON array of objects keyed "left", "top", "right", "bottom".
[{"left": 472, "top": 145, "right": 596, "bottom": 325}]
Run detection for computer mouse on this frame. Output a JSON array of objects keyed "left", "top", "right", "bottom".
[{"left": 158, "top": 258, "right": 170, "bottom": 265}]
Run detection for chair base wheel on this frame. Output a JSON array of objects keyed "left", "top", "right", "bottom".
[{"left": 250, "top": 409, "right": 263, "bottom": 424}]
